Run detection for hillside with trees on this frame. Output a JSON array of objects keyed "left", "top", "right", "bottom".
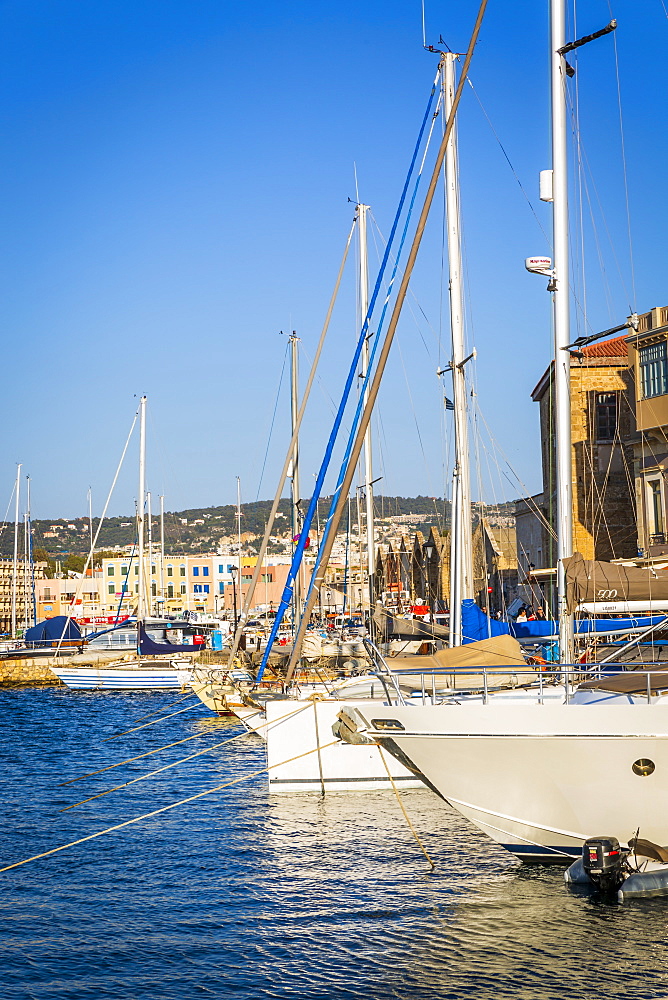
[{"left": 0, "top": 495, "right": 514, "bottom": 560}]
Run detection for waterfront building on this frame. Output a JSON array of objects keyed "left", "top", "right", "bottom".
[
  {"left": 35, "top": 575, "right": 104, "bottom": 622},
  {"left": 100, "top": 553, "right": 292, "bottom": 617},
  {"left": 625, "top": 306, "right": 668, "bottom": 561},
  {"left": 0, "top": 559, "right": 47, "bottom": 633},
  {"left": 517, "top": 330, "right": 638, "bottom": 611}
]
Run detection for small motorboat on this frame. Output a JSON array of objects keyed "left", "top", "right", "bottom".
[{"left": 565, "top": 836, "right": 668, "bottom": 902}]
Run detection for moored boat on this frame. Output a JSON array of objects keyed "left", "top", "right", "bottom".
[{"left": 51, "top": 656, "right": 194, "bottom": 690}]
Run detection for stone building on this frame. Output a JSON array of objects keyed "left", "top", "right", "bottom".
[
  {"left": 625, "top": 305, "right": 668, "bottom": 560},
  {"left": 518, "top": 332, "right": 638, "bottom": 611},
  {"left": 375, "top": 527, "right": 449, "bottom": 611},
  {"left": 531, "top": 333, "right": 636, "bottom": 561},
  {"left": 472, "top": 520, "right": 520, "bottom": 614}
]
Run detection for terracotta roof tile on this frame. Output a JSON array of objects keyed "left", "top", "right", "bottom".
[{"left": 581, "top": 334, "right": 628, "bottom": 358}]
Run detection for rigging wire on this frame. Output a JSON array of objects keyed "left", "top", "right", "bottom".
[
  {"left": 606, "top": 0, "right": 637, "bottom": 311},
  {"left": 255, "top": 64, "right": 445, "bottom": 680},
  {"left": 256, "top": 340, "right": 290, "bottom": 501},
  {"left": 465, "top": 76, "right": 552, "bottom": 248},
  {"left": 55, "top": 405, "right": 140, "bottom": 652}
]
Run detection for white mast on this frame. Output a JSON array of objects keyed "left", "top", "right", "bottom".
[
  {"left": 11, "top": 463, "right": 21, "bottom": 639},
  {"left": 137, "top": 396, "right": 147, "bottom": 624},
  {"left": 236, "top": 475, "right": 242, "bottom": 608},
  {"left": 147, "top": 490, "right": 153, "bottom": 615},
  {"left": 159, "top": 494, "right": 165, "bottom": 611},
  {"left": 289, "top": 333, "right": 301, "bottom": 615},
  {"left": 443, "top": 53, "right": 473, "bottom": 645},
  {"left": 23, "top": 477, "right": 29, "bottom": 629},
  {"left": 358, "top": 203, "right": 376, "bottom": 618},
  {"left": 88, "top": 486, "right": 94, "bottom": 575},
  {"left": 551, "top": 0, "right": 574, "bottom": 663}
]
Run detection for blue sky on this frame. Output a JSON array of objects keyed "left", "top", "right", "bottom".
[{"left": 0, "top": 0, "right": 665, "bottom": 518}]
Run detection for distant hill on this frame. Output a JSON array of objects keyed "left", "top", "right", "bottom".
[{"left": 0, "top": 495, "right": 515, "bottom": 559}]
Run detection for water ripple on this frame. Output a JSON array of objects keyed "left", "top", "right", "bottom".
[{"left": 0, "top": 690, "right": 667, "bottom": 999}]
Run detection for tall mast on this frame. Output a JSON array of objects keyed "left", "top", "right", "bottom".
[
  {"left": 159, "top": 494, "right": 165, "bottom": 611},
  {"left": 88, "top": 486, "right": 94, "bottom": 579},
  {"left": 147, "top": 491, "right": 153, "bottom": 615},
  {"left": 551, "top": 0, "right": 574, "bottom": 663},
  {"left": 23, "top": 478, "right": 29, "bottom": 629},
  {"left": 443, "top": 53, "right": 473, "bottom": 645},
  {"left": 11, "top": 463, "right": 21, "bottom": 639},
  {"left": 137, "top": 395, "right": 147, "bottom": 624},
  {"left": 26, "top": 476, "right": 35, "bottom": 627},
  {"left": 289, "top": 333, "right": 301, "bottom": 615},
  {"left": 236, "top": 475, "right": 242, "bottom": 607},
  {"left": 449, "top": 466, "right": 461, "bottom": 646},
  {"left": 358, "top": 203, "right": 376, "bottom": 620}
]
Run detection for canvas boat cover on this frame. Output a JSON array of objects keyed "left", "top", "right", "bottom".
[
  {"left": 577, "top": 666, "right": 668, "bottom": 696},
  {"left": 387, "top": 634, "right": 529, "bottom": 692},
  {"left": 24, "top": 616, "right": 82, "bottom": 645},
  {"left": 138, "top": 625, "right": 202, "bottom": 656},
  {"left": 564, "top": 552, "right": 668, "bottom": 613}
]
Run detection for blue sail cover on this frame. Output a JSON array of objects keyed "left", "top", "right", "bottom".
[
  {"left": 461, "top": 599, "right": 666, "bottom": 644},
  {"left": 24, "top": 616, "right": 82, "bottom": 645},
  {"left": 461, "top": 600, "right": 510, "bottom": 643},
  {"left": 138, "top": 625, "right": 202, "bottom": 656}
]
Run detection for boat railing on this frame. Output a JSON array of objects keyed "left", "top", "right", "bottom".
[{"left": 364, "top": 661, "right": 667, "bottom": 707}]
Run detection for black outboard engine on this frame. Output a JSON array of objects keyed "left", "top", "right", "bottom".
[{"left": 582, "top": 837, "right": 626, "bottom": 894}]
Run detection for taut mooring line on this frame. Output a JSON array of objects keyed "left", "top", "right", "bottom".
[
  {"left": 60, "top": 702, "right": 310, "bottom": 786},
  {"left": 0, "top": 740, "right": 340, "bottom": 875}
]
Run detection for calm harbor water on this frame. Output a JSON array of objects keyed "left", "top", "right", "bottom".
[{"left": 1, "top": 688, "right": 667, "bottom": 1000}]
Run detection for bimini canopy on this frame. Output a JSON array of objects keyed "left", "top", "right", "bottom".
[
  {"left": 564, "top": 552, "right": 668, "bottom": 613},
  {"left": 24, "top": 616, "right": 82, "bottom": 645}
]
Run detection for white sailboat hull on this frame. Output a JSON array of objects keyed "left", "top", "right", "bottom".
[
  {"left": 265, "top": 697, "right": 424, "bottom": 793},
  {"left": 352, "top": 702, "right": 668, "bottom": 860},
  {"left": 51, "top": 660, "right": 194, "bottom": 690}
]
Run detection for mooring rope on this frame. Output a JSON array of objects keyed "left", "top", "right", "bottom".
[
  {"left": 102, "top": 702, "right": 206, "bottom": 742},
  {"left": 0, "top": 740, "right": 341, "bottom": 875},
  {"left": 60, "top": 703, "right": 312, "bottom": 786},
  {"left": 377, "top": 744, "right": 434, "bottom": 869},
  {"left": 125, "top": 691, "right": 201, "bottom": 725},
  {"left": 60, "top": 704, "right": 313, "bottom": 810}
]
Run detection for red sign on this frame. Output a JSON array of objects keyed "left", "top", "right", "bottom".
[{"left": 77, "top": 615, "right": 131, "bottom": 625}]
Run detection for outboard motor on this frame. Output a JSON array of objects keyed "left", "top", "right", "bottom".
[{"left": 582, "top": 837, "right": 627, "bottom": 894}]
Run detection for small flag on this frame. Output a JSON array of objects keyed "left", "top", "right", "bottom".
[{"left": 444, "top": 396, "right": 454, "bottom": 411}]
